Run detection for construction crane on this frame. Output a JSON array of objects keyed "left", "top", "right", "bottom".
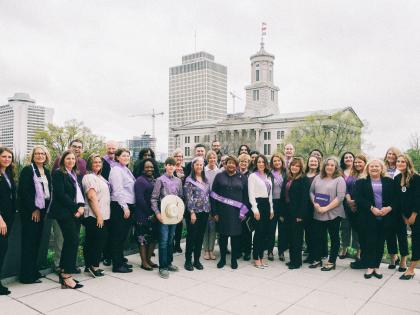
[
  {"left": 129, "top": 108, "right": 164, "bottom": 138},
  {"left": 229, "top": 91, "right": 242, "bottom": 114}
]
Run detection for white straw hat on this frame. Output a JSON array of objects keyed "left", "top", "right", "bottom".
[{"left": 160, "top": 195, "right": 185, "bottom": 224}]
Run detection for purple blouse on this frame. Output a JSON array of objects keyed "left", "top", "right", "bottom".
[
  {"left": 184, "top": 176, "right": 210, "bottom": 213},
  {"left": 151, "top": 173, "right": 183, "bottom": 214}
]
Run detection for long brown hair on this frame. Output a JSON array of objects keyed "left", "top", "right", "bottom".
[
  {"left": 0, "top": 147, "right": 15, "bottom": 180},
  {"left": 350, "top": 154, "right": 368, "bottom": 178},
  {"left": 384, "top": 147, "right": 401, "bottom": 169},
  {"left": 59, "top": 150, "right": 78, "bottom": 174},
  {"left": 320, "top": 157, "right": 342, "bottom": 179},
  {"left": 397, "top": 154, "right": 416, "bottom": 187},
  {"left": 287, "top": 157, "right": 305, "bottom": 180}
]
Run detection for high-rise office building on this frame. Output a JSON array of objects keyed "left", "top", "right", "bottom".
[
  {"left": 168, "top": 51, "right": 227, "bottom": 153},
  {"left": 0, "top": 93, "right": 54, "bottom": 159},
  {"left": 126, "top": 133, "right": 156, "bottom": 161}
]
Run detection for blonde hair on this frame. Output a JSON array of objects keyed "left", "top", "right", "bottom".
[
  {"left": 351, "top": 153, "right": 368, "bottom": 178},
  {"left": 172, "top": 148, "right": 183, "bottom": 158},
  {"left": 238, "top": 153, "right": 251, "bottom": 162},
  {"left": 206, "top": 150, "right": 217, "bottom": 160},
  {"left": 384, "top": 147, "right": 401, "bottom": 169},
  {"left": 363, "top": 158, "right": 386, "bottom": 178},
  {"left": 397, "top": 154, "right": 416, "bottom": 187},
  {"left": 30, "top": 145, "right": 51, "bottom": 165}
]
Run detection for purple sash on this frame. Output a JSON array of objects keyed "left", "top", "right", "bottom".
[
  {"left": 32, "top": 164, "right": 46, "bottom": 209},
  {"left": 185, "top": 176, "right": 209, "bottom": 193},
  {"left": 103, "top": 155, "right": 118, "bottom": 167},
  {"left": 210, "top": 191, "right": 249, "bottom": 220},
  {"left": 271, "top": 170, "right": 283, "bottom": 186},
  {"left": 255, "top": 171, "right": 271, "bottom": 196}
]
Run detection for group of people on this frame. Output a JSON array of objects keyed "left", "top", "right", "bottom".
[{"left": 0, "top": 140, "right": 419, "bottom": 295}]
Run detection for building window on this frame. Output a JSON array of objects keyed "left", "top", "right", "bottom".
[
  {"left": 271, "top": 90, "right": 275, "bottom": 101},
  {"left": 185, "top": 136, "right": 190, "bottom": 144},
  {"left": 194, "top": 135, "right": 200, "bottom": 143},
  {"left": 263, "top": 131, "right": 271, "bottom": 140},
  {"left": 277, "top": 130, "right": 284, "bottom": 139},
  {"left": 256, "top": 64, "right": 260, "bottom": 81},
  {"left": 277, "top": 143, "right": 282, "bottom": 152},
  {"left": 269, "top": 68, "right": 273, "bottom": 81},
  {"left": 264, "top": 144, "right": 271, "bottom": 155},
  {"left": 253, "top": 90, "right": 259, "bottom": 101},
  {"left": 185, "top": 147, "right": 190, "bottom": 157}
]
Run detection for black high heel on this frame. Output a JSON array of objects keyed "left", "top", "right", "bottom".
[
  {"left": 309, "top": 261, "right": 322, "bottom": 269},
  {"left": 59, "top": 274, "right": 83, "bottom": 289},
  {"left": 399, "top": 273, "right": 415, "bottom": 280},
  {"left": 388, "top": 257, "right": 400, "bottom": 269},
  {"left": 321, "top": 263, "right": 336, "bottom": 271}
]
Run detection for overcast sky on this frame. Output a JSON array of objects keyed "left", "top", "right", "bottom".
[{"left": 1, "top": 0, "right": 419, "bottom": 157}]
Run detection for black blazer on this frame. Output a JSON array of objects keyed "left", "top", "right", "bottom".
[
  {"left": 101, "top": 157, "right": 111, "bottom": 181},
  {"left": 279, "top": 176, "right": 309, "bottom": 220},
  {"left": 394, "top": 173, "right": 420, "bottom": 218},
  {"left": 18, "top": 164, "right": 52, "bottom": 219},
  {"left": 354, "top": 176, "right": 396, "bottom": 227},
  {"left": 0, "top": 171, "right": 16, "bottom": 224},
  {"left": 49, "top": 169, "right": 84, "bottom": 220}
]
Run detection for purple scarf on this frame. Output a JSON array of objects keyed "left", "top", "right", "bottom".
[
  {"left": 67, "top": 171, "right": 85, "bottom": 204},
  {"left": 210, "top": 191, "right": 249, "bottom": 220},
  {"left": 103, "top": 155, "right": 118, "bottom": 167},
  {"left": 32, "top": 164, "right": 46, "bottom": 209},
  {"left": 255, "top": 171, "right": 271, "bottom": 196}
]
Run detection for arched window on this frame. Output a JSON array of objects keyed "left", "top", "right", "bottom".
[{"left": 256, "top": 63, "right": 260, "bottom": 81}]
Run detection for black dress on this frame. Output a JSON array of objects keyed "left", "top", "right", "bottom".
[
  {"left": 394, "top": 173, "right": 420, "bottom": 260},
  {"left": 211, "top": 171, "right": 248, "bottom": 236}
]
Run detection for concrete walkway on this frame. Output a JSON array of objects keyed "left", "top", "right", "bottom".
[{"left": 1, "top": 248, "right": 420, "bottom": 314}]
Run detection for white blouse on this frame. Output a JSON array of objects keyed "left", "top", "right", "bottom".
[{"left": 248, "top": 172, "right": 274, "bottom": 214}]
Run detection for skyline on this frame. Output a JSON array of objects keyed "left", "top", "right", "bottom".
[{"left": 1, "top": 0, "right": 419, "bottom": 156}]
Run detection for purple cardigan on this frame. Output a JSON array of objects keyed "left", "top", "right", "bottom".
[{"left": 134, "top": 175, "right": 155, "bottom": 223}]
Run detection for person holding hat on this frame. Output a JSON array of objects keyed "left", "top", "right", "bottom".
[
  {"left": 151, "top": 157, "right": 184, "bottom": 279},
  {"left": 184, "top": 157, "right": 211, "bottom": 271},
  {"left": 211, "top": 155, "right": 249, "bottom": 269}
]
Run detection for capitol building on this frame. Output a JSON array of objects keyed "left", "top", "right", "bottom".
[{"left": 170, "top": 41, "right": 362, "bottom": 161}]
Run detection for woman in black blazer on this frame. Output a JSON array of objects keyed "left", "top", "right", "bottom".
[
  {"left": 0, "top": 147, "right": 16, "bottom": 295},
  {"left": 354, "top": 159, "right": 396, "bottom": 279},
  {"left": 394, "top": 154, "right": 420, "bottom": 280},
  {"left": 18, "top": 145, "right": 52, "bottom": 284},
  {"left": 280, "top": 157, "right": 309, "bottom": 269},
  {"left": 49, "top": 150, "right": 85, "bottom": 289}
]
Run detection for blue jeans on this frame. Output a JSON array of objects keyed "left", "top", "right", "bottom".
[{"left": 159, "top": 224, "right": 176, "bottom": 269}]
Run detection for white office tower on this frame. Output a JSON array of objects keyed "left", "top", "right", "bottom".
[
  {"left": 0, "top": 93, "right": 54, "bottom": 160},
  {"left": 168, "top": 52, "right": 227, "bottom": 153}
]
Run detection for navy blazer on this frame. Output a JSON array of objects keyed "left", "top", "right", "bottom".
[
  {"left": 49, "top": 169, "right": 84, "bottom": 220},
  {"left": 0, "top": 171, "right": 16, "bottom": 224},
  {"left": 354, "top": 176, "right": 396, "bottom": 227}
]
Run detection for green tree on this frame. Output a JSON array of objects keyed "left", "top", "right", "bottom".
[
  {"left": 407, "top": 133, "right": 420, "bottom": 171},
  {"left": 34, "top": 119, "right": 106, "bottom": 162},
  {"left": 283, "top": 110, "right": 364, "bottom": 158}
]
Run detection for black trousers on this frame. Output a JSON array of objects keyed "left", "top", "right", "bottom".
[
  {"left": 0, "top": 217, "right": 13, "bottom": 281},
  {"left": 174, "top": 220, "right": 183, "bottom": 247},
  {"left": 240, "top": 216, "right": 252, "bottom": 255},
  {"left": 364, "top": 219, "right": 386, "bottom": 268},
  {"left": 352, "top": 211, "right": 368, "bottom": 263},
  {"left": 313, "top": 217, "right": 341, "bottom": 264},
  {"left": 303, "top": 217, "right": 314, "bottom": 261},
  {"left": 219, "top": 234, "right": 240, "bottom": 261},
  {"left": 386, "top": 216, "right": 409, "bottom": 257},
  {"left": 57, "top": 217, "right": 81, "bottom": 273},
  {"left": 20, "top": 213, "right": 45, "bottom": 282},
  {"left": 185, "top": 212, "right": 209, "bottom": 262},
  {"left": 252, "top": 198, "right": 271, "bottom": 260},
  {"left": 411, "top": 215, "right": 420, "bottom": 261},
  {"left": 109, "top": 202, "right": 133, "bottom": 268},
  {"left": 286, "top": 217, "right": 304, "bottom": 266},
  {"left": 267, "top": 199, "right": 288, "bottom": 254},
  {"left": 83, "top": 217, "right": 109, "bottom": 268}
]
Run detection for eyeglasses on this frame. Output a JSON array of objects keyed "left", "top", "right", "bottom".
[
  {"left": 71, "top": 145, "right": 82, "bottom": 149},
  {"left": 34, "top": 152, "right": 46, "bottom": 156}
]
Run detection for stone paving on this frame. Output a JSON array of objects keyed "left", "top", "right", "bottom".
[{"left": 1, "top": 247, "right": 420, "bottom": 314}]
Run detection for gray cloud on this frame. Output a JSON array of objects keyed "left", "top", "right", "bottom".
[{"left": 1, "top": 0, "right": 419, "bottom": 156}]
